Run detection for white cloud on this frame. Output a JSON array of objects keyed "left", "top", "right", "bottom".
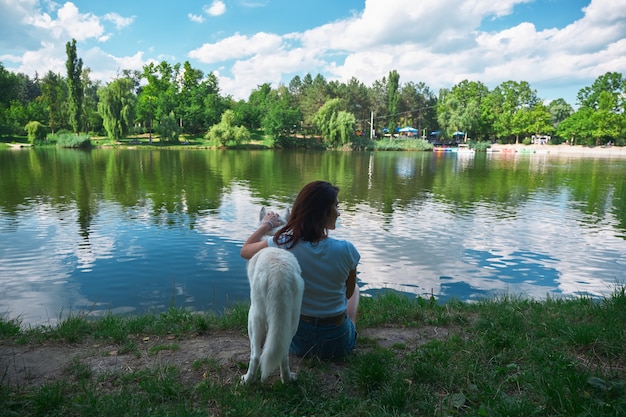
[
  {"left": 204, "top": 0, "right": 226, "bottom": 17},
  {"left": 188, "top": 13, "right": 205, "bottom": 23},
  {"left": 26, "top": 2, "right": 105, "bottom": 41},
  {"left": 188, "top": 32, "right": 283, "bottom": 64},
  {"left": 3, "top": 0, "right": 626, "bottom": 107},
  {"left": 103, "top": 12, "right": 134, "bottom": 30}
]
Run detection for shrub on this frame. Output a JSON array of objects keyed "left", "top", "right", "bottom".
[
  {"left": 157, "top": 112, "right": 181, "bottom": 142},
  {"left": 53, "top": 133, "right": 91, "bottom": 148},
  {"left": 351, "top": 136, "right": 376, "bottom": 151},
  {"left": 473, "top": 141, "right": 491, "bottom": 152}
]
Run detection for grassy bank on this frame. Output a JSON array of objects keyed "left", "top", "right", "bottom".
[{"left": 1, "top": 289, "right": 625, "bottom": 416}]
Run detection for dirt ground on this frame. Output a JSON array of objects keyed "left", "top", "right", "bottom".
[{"left": 1, "top": 326, "right": 452, "bottom": 388}]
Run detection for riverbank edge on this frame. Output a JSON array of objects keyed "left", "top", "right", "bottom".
[{"left": 489, "top": 143, "right": 626, "bottom": 157}]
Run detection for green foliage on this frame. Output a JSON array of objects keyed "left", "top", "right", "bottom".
[
  {"left": 65, "top": 39, "right": 83, "bottom": 133},
  {"left": 25, "top": 120, "right": 47, "bottom": 143},
  {"left": 548, "top": 98, "right": 574, "bottom": 129},
  {"left": 97, "top": 77, "right": 136, "bottom": 141},
  {"left": 39, "top": 71, "right": 69, "bottom": 134},
  {"left": 577, "top": 71, "right": 625, "bottom": 111},
  {"left": 156, "top": 111, "right": 181, "bottom": 142},
  {"left": 53, "top": 132, "right": 91, "bottom": 148},
  {"left": 350, "top": 135, "right": 376, "bottom": 150},
  {"left": 2, "top": 59, "right": 626, "bottom": 147},
  {"left": 387, "top": 70, "right": 400, "bottom": 132},
  {"left": 262, "top": 89, "right": 302, "bottom": 141},
  {"left": 313, "top": 98, "right": 357, "bottom": 147},
  {"left": 374, "top": 138, "right": 433, "bottom": 151},
  {"left": 557, "top": 107, "right": 595, "bottom": 145},
  {"left": 205, "top": 109, "right": 251, "bottom": 147}
]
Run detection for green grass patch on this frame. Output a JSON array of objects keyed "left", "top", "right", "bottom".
[
  {"left": 374, "top": 138, "right": 434, "bottom": 151},
  {"left": 1, "top": 289, "right": 625, "bottom": 416}
]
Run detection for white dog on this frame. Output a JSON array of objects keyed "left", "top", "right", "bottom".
[
  {"left": 242, "top": 246, "right": 304, "bottom": 383},
  {"left": 259, "top": 207, "right": 290, "bottom": 235}
]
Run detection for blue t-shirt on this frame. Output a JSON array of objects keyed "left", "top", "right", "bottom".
[{"left": 268, "top": 236, "right": 360, "bottom": 317}]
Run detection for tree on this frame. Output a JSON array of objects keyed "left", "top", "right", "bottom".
[
  {"left": 577, "top": 72, "right": 625, "bottom": 111},
  {"left": 489, "top": 80, "right": 539, "bottom": 143},
  {"left": 262, "top": 86, "right": 302, "bottom": 141},
  {"left": 38, "top": 71, "right": 68, "bottom": 134},
  {"left": 137, "top": 61, "right": 181, "bottom": 142},
  {"left": 97, "top": 77, "right": 136, "bottom": 141},
  {"left": 313, "top": 98, "right": 356, "bottom": 147},
  {"left": 205, "top": 109, "right": 250, "bottom": 147},
  {"left": 335, "top": 77, "right": 372, "bottom": 136},
  {"left": 369, "top": 76, "right": 388, "bottom": 134},
  {"left": 25, "top": 120, "right": 47, "bottom": 143},
  {"left": 300, "top": 73, "right": 330, "bottom": 129},
  {"left": 157, "top": 111, "right": 181, "bottom": 142},
  {"left": 81, "top": 68, "right": 102, "bottom": 134},
  {"left": 591, "top": 91, "right": 623, "bottom": 145},
  {"left": 510, "top": 104, "right": 553, "bottom": 142},
  {"left": 437, "top": 80, "right": 487, "bottom": 140},
  {"left": 557, "top": 108, "right": 595, "bottom": 145},
  {"left": 387, "top": 70, "right": 400, "bottom": 133},
  {"left": 547, "top": 98, "right": 574, "bottom": 130},
  {"left": 66, "top": 39, "right": 83, "bottom": 133},
  {"left": 246, "top": 82, "right": 272, "bottom": 130}
]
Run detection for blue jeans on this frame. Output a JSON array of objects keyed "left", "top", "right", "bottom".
[{"left": 290, "top": 316, "right": 357, "bottom": 359}]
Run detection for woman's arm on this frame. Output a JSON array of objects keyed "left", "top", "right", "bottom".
[
  {"left": 345, "top": 268, "right": 357, "bottom": 298},
  {"left": 240, "top": 212, "right": 277, "bottom": 260}
]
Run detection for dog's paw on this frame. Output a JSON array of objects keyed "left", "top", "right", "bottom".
[
  {"left": 241, "top": 374, "right": 252, "bottom": 384},
  {"left": 281, "top": 371, "right": 297, "bottom": 383}
]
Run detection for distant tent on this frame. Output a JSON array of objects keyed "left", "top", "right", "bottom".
[
  {"left": 399, "top": 126, "right": 418, "bottom": 133},
  {"left": 453, "top": 131, "right": 465, "bottom": 136}
]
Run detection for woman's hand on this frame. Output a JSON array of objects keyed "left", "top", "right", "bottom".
[
  {"left": 262, "top": 211, "right": 279, "bottom": 229},
  {"left": 240, "top": 211, "right": 277, "bottom": 260}
]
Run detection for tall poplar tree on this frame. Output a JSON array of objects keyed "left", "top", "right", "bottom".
[
  {"left": 66, "top": 39, "right": 83, "bottom": 133},
  {"left": 387, "top": 70, "right": 400, "bottom": 133}
]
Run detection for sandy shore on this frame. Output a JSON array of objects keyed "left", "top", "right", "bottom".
[{"left": 489, "top": 143, "right": 626, "bottom": 158}]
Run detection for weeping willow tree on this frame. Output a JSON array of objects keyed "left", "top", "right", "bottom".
[
  {"left": 97, "top": 77, "right": 136, "bottom": 141},
  {"left": 313, "top": 98, "right": 356, "bottom": 147}
]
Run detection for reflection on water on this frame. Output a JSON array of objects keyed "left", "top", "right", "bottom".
[{"left": 0, "top": 148, "right": 625, "bottom": 325}]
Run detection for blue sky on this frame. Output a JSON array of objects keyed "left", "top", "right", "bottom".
[{"left": 1, "top": 0, "right": 625, "bottom": 107}]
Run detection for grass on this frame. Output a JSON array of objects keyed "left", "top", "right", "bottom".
[{"left": 1, "top": 289, "right": 625, "bottom": 416}]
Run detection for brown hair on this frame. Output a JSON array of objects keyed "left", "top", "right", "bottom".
[{"left": 273, "top": 181, "right": 339, "bottom": 248}]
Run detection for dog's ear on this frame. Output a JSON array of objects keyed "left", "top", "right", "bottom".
[{"left": 259, "top": 207, "right": 267, "bottom": 222}]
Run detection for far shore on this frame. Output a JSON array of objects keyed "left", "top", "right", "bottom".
[
  {"left": 5, "top": 138, "right": 626, "bottom": 158},
  {"left": 488, "top": 143, "right": 626, "bottom": 158}
]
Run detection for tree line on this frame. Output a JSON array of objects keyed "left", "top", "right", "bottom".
[{"left": 0, "top": 38, "right": 625, "bottom": 147}]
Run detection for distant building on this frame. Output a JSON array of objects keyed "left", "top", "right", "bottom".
[{"left": 531, "top": 135, "right": 551, "bottom": 145}]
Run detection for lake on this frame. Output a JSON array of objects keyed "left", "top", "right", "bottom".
[{"left": 1, "top": 147, "right": 625, "bottom": 326}]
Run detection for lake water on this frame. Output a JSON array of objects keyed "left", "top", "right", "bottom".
[{"left": 1, "top": 148, "right": 625, "bottom": 326}]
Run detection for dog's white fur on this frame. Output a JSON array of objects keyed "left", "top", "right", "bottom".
[{"left": 242, "top": 246, "right": 304, "bottom": 383}]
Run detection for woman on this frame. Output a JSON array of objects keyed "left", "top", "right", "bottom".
[{"left": 241, "top": 180, "right": 360, "bottom": 359}]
